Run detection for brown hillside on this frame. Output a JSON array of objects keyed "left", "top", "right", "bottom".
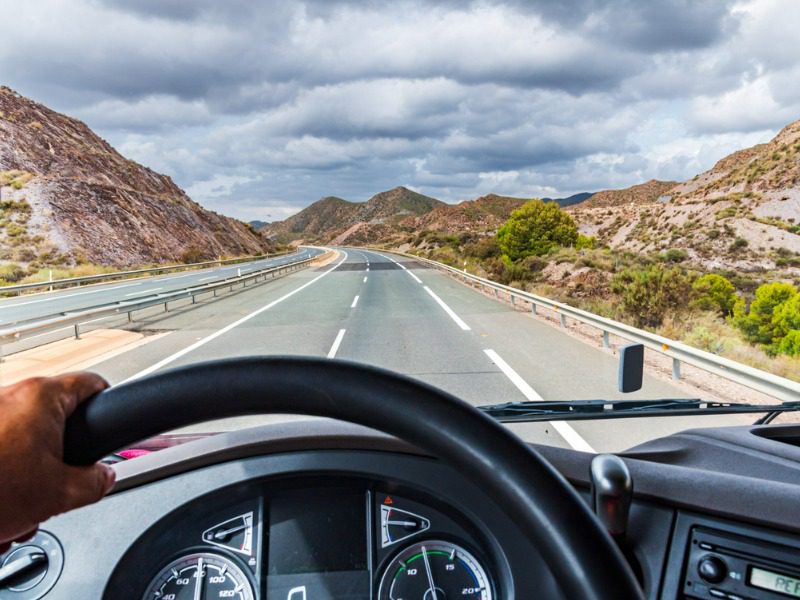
[{"left": 0, "top": 86, "right": 271, "bottom": 267}]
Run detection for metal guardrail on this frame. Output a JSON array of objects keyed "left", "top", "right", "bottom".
[
  {"left": 0, "top": 250, "right": 294, "bottom": 295},
  {"left": 377, "top": 249, "right": 800, "bottom": 403},
  {"left": 0, "top": 252, "right": 322, "bottom": 346}
]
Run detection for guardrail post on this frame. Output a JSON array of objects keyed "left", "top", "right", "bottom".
[
  {"left": 192, "top": 294, "right": 197, "bottom": 304},
  {"left": 560, "top": 314, "right": 567, "bottom": 328},
  {"left": 672, "top": 358, "right": 681, "bottom": 380},
  {"left": 510, "top": 295, "right": 516, "bottom": 307},
  {"left": 164, "top": 302, "right": 169, "bottom": 312},
  {"left": 531, "top": 303, "right": 537, "bottom": 315},
  {"left": 602, "top": 331, "right": 609, "bottom": 348},
  {"left": 493, "top": 289, "right": 498, "bottom": 299},
  {"left": 74, "top": 323, "right": 80, "bottom": 339},
  {"left": 127, "top": 312, "right": 132, "bottom": 323}
]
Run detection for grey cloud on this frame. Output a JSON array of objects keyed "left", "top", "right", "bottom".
[{"left": 0, "top": 0, "right": 795, "bottom": 221}]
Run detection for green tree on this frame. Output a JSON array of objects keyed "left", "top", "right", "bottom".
[
  {"left": 611, "top": 265, "right": 694, "bottom": 328},
  {"left": 733, "top": 282, "right": 797, "bottom": 345},
  {"left": 496, "top": 199, "right": 578, "bottom": 260},
  {"left": 778, "top": 330, "right": 800, "bottom": 356},
  {"left": 772, "top": 293, "right": 800, "bottom": 342},
  {"left": 691, "top": 273, "right": 737, "bottom": 317}
]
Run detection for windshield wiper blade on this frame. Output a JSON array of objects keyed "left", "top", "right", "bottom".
[{"left": 477, "top": 398, "right": 800, "bottom": 423}]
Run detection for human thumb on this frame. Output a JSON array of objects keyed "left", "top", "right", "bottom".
[{"left": 57, "top": 463, "right": 116, "bottom": 515}]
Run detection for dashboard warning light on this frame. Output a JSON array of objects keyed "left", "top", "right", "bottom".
[{"left": 384, "top": 496, "right": 394, "bottom": 505}]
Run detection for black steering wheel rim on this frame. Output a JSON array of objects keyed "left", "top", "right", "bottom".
[{"left": 64, "top": 356, "right": 642, "bottom": 600}]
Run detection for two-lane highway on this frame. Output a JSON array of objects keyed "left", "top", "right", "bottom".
[
  {"left": 0, "top": 247, "right": 324, "bottom": 325},
  {"left": 55, "top": 246, "right": 750, "bottom": 453}
]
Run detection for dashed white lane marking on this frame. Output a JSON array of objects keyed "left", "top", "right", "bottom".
[
  {"left": 122, "top": 251, "right": 349, "bottom": 383},
  {"left": 351, "top": 295, "right": 360, "bottom": 308},
  {"left": 124, "top": 287, "right": 163, "bottom": 297},
  {"left": 363, "top": 276, "right": 368, "bottom": 283},
  {"left": 0, "top": 282, "right": 142, "bottom": 308},
  {"left": 327, "top": 329, "right": 346, "bottom": 359},
  {"left": 424, "top": 286, "right": 470, "bottom": 331},
  {"left": 198, "top": 276, "right": 217, "bottom": 282},
  {"left": 483, "top": 349, "right": 596, "bottom": 453}
]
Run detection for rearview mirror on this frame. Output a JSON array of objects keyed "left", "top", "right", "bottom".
[{"left": 618, "top": 344, "right": 644, "bottom": 393}]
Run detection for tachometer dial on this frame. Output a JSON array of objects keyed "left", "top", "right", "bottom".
[
  {"left": 378, "top": 540, "right": 493, "bottom": 600},
  {"left": 142, "top": 552, "right": 254, "bottom": 600}
]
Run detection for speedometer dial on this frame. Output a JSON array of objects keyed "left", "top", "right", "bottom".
[
  {"left": 142, "top": 552, "right": 254, "bottom": 600},
  {"left": 378, "top": 540, "right": 493, "bottom": 600}
]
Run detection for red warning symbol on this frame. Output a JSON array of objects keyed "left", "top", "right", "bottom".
[{"left": 383, "top": 496, "right": 394, "bottom": 505}]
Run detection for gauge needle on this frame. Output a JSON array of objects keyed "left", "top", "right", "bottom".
[
  {"left": 422, "top": 545, "right": 438, "bottom": 600},
  {"left": 193, "top": 556, "right": 204, "bottom": 600}
]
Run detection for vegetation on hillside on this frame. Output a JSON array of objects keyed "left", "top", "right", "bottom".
[{"left": 404, "top": 199, "right": 800, "bottom": 380}]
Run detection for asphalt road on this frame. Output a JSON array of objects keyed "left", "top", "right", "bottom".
[
  {"left": 0, "top": 247, "right": 324, "bottom": 325},
  {"left": 69, "top": 247, "right": 749, "bottom": 454}
]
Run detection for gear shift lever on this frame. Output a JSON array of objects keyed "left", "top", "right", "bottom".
[{"left": 590, "top": 454, "right": 633, "bottom": 544}]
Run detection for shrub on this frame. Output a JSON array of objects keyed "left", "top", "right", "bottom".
[
  {"left": 733, "top": 282, "right": 797, "bottom": 346},
  {"left": 778, "top": 330, "right": 800, "bottom": 356},
  {"left": 728, "top": 237, "right": 748, "bottom": 252},
  {"left": 464, "top": 237, "right": 501, "bottom": 259},
  {"left": 575, "top": 234, "right": 596, "bottom": 250},
  {"left": 691, "top": 274, "right": 737, "bottom": 317},
  {"left": 611, "top": 265, "right": 694, "bottom": 328},
  {"left": 0, "top": 263, "right": 25, "bottom": 283},
  {"left": 180, "top": 246, "right": 207, "bottom": 264},
  {"left": 660, "top": 248, "right": 689, "bottom": 263},
  {"left": 496, "top": 199, "right": 578, "bottom": 260}
]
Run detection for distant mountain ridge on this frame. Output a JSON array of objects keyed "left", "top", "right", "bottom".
[
  {"left": 0, "top": 86, "right": 272, "bottom": 267},
  {"left": 262, "top": 187, "right": 443, "bottom": 243}
]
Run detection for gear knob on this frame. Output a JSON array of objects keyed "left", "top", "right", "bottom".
[{"left": 590, "top": 454, "right": 633, "bottom": 542}]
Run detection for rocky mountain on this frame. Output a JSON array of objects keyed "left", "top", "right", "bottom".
[
  {"left": 542, "top": 191, "right": 594, "bottom": 207},
  {"left": 0, "top": 86, "right": 272, "bottom": 268},
  {"left": 263, "top": 187, "right": 443, "bottom": 243},
  {"left": 568, "top": 122, "right": 800, "bottom": 270},
  {"left": 407, "top": 194, "right": 526, "bottom": 234}
]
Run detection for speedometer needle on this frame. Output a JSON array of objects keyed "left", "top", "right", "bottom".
[
  {"left": 193, "top": 556, "right": 204, "bottom": 600},
  {"left": 422, "top": 545, "right": 438, "bottom": 600}
]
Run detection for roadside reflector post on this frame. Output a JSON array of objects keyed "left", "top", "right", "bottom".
[
  {"left": 49, "top": 269, "right": 53, "bottom": 292},
  {"left": 602, "top": 331, "right": 610, "bottom": 348},
  {"left": 237, "top": 268, "right": 241, "bottom": 277},
  {"left": 672, "top": 358, "right": 681, "bottom": 380},
  {"left": 560, "top": 314, "right": 567, "bottom": 328},
  {"left": 74, "top": 323, "right": 80, "bottom": 339}
]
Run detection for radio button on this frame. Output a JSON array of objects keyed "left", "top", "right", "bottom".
[
  {"left": 698, "top": 555, "right": 728, "bottom": 584},
  {"left": 709, "top": 589, "right": 726, "bottom": 598}
]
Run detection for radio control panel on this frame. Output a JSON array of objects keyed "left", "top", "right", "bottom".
[{"left": 684, "top": 527, "right": 800, "bottom": 600}]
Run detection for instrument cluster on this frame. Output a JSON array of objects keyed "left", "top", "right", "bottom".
[{"left": 118, "top": 481, "right": 498, "bottom": 600}]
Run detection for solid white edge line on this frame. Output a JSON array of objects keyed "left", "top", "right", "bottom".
[
  {"left": 483, "top": 349, "right": 596, "bottom": 453},
  {"left": 424, "top": 286, "right": 470, "bottom": 331},
  {"left": 351, "top": 295, "right": 359, "bottom": 308},
  {"left": 327, "top": 329, "right": 346, "bottom": 359},
  {"left": 373, "top": 252, "right": 422, "bottom": 284},
  {"left": 121, "top": 250, "right": 348, "bottom": 383}
]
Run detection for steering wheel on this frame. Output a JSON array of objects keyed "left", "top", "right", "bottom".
[{"left": 63, "top": 356, "right": 642, "bottom": 600}]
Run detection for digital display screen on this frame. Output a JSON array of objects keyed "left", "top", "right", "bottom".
[
  {"left": 266, "top": 490, "right": 369, "bottom": 599},
  {"left": 750, "top": 567, "right": 800, "bottom": 598}
]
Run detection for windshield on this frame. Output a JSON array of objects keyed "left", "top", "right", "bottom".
[{"left": 1, "top": 1, "right": 798, "bottom": 455}]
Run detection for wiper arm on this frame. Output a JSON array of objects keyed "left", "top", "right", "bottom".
[{"left": 477, "top": 398, "right": 800, "bottom": 423}]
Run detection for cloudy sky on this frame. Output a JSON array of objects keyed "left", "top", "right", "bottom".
[{"left": 1, "top": 1, "right": 799, "bottom": 221}]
